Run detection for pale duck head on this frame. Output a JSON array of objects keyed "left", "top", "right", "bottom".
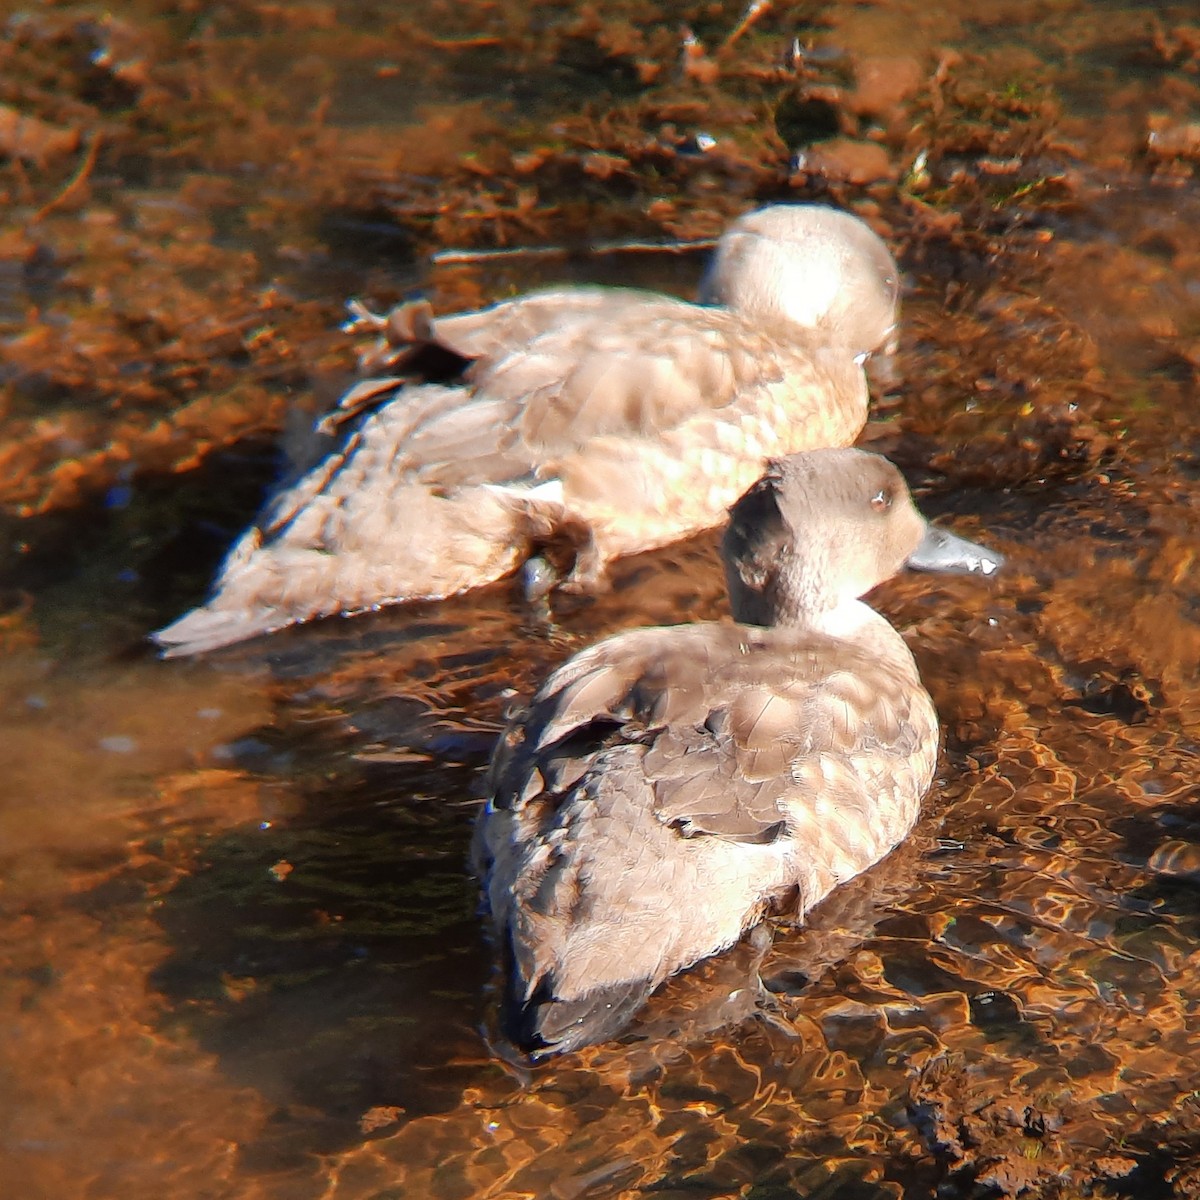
[{"left": 700, "top": 204, "right": 900, "bottom": 362}]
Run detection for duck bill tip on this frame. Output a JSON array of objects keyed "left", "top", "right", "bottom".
[{"left": 908, "top": 524, "right": 1004, "bottom": 577}]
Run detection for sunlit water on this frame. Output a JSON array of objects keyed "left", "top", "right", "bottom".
[{"left": 5, "top": 1, "right": 1200, "bottom": 1197}]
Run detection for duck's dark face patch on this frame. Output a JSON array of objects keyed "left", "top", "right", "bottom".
[{"left": 723, "top": 464, "right": 791, "bottom": 598}]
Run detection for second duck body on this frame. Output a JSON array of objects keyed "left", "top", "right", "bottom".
[{"left": 154, "top": 205, "right": 899, "bottom": 656}]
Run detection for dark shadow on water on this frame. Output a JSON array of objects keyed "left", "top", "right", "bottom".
[
  {"left": 1117, "top": 802, "right": 1200, "bottom": 932},
  {"left": 0, "top": 435, "right": 284, "bottom": 656},
  {"left": 146, "top": 748, "right": 498, "bottom": 1164}
]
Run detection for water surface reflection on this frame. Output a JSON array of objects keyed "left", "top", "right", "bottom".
[{"left": 6, "top": 0, "right": 1200, "bottom": 1197}]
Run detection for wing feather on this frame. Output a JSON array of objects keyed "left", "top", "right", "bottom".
[
  {"left": 409, "top": 290, "right": 800, "bottom": 453},
  {"left": 489, "top": 623, "right": 927, "bottom": 852}
]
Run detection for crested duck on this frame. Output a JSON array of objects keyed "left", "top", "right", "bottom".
[
  {"left": 155, "top": 205, "right": 899, "bottom": 656},
  {"left": 475, "top": 448, "right": 1001, "bottom": 1057}
]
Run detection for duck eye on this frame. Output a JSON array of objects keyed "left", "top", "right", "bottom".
[{"left": 870, "top": 488, "right": 892, "bottom": 513}]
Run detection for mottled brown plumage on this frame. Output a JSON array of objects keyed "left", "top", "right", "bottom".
[
  {"left": 475, "top": 448, "right": 1002, "bottom": 1058},
  {"left": 154, "top": 205, "right": 898, "bottom": 656}
]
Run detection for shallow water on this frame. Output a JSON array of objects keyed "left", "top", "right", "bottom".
[{"left": 5, "top": 1, "right": 1200, "bottom": 1197}]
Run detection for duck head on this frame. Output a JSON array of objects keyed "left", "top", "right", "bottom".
[
  {"left": 700, "top": 205, "right": 900, "bottom": 362},
  {"left": 723, "top": 448, "right": 1002, "bottom": 629}
]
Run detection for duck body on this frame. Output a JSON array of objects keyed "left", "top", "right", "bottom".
[
  {"left": 480, "top": 619, "right": 936, "bottom": 1056},
  {"left": 475, "top": 448, "right": 1001, "bottom": 1058},
  {"left": 154, "top": 206, "right": 898, "bottom": 656}
]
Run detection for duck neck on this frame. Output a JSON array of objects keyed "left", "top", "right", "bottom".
[
  {"left": 810, "top": 599, "right": 921, "bottom": 676},
  {"left": 732, "top": 587, "right": 916, "bottom": 672},
  {"left": 731, "top": 570, "right": 911, "bottom": 659},
  {"left": 808, "top": 598, "right": 883, "bottom": 640}
]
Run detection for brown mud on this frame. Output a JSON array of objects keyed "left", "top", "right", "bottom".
[{"left": 5, "top": 1, "right": 1200, "bottom": 1197}]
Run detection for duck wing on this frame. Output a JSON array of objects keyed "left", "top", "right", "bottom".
[
  {"left": 486, "top": 624, "right": 793, "bottom": 843},
  {"left": 460, "top": 292, "right": 798, "bottom": 450},
  {"left": 485, "top": 623, "right": 741, "bottom": 817},
  {"left": 487, "top": 623, "right": 928, "bottom": 846},
  {"left": 429, "top": 287, "right": 644, "bottom": 360},
  {"left": 263, "top": 385, "right": 540, "bottom": 537},
  {"left": 350, "top": 288, "right": 809, "bottom": 455}
]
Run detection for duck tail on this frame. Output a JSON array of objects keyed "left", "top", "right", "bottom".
[
  {"left": 151, "top": 525, "right": 289, "bottom": 656},
  {"left": 150, "top": 483, "right": 562, "bottom": 657},
  {"left": 151, "top": 598, "right": 291, "bottom": 658},
  {"left": 501, "top": 970, "right": 656, "bottom": 1059},
  {"left": 149, "top": 538, "right": 488, "bottom": 657}
]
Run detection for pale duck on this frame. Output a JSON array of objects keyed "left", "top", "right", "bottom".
[
  {"left": 154, "top": 205, "right": 899, "bottom": 657},
  {"left": 474, "top": 447, "right": 1001, "bottom": 1058}
]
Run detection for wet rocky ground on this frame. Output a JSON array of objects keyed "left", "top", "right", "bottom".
[{"left": 5, "top": 1, "right": 1200, "bottom": 1197}]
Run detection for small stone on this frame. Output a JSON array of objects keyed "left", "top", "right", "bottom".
[
  {"left": 98, "top": 736, "right": 137, "bottom": 754},
  {"left": 795, "top": 138, "right": 895, "bottom": 185}
]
